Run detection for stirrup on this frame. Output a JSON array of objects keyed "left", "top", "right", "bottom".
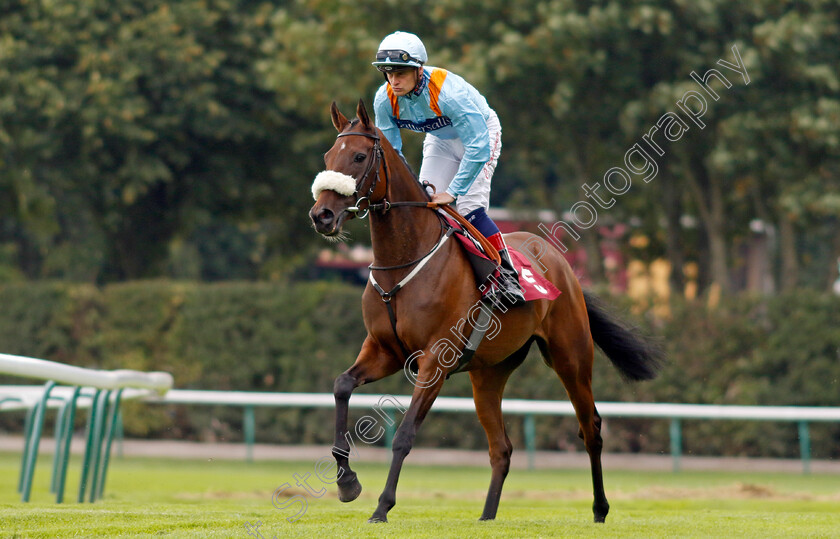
[{"left": 487, "top": 266, "right": 526, "bottom": 307}]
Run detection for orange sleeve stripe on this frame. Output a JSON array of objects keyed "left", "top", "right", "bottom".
[
  {"left": 428, "top": 68, "right": 448, "bottom": 116},
  {"left": 386, "top": 85, "right": 400, "bottom": 117}
]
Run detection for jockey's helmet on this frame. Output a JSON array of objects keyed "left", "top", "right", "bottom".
[{"left": 372, "top": 31, "right": 427, "bottom": 72}]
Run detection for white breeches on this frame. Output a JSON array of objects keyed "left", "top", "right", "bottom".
[{"left": 418, "top": 110, "right": 502, "bottom": 215}]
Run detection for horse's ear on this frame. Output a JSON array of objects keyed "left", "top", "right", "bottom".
[
  {"left": 331, "top": 101, "right": 349, "bottom": 132},
  {"left": 357, "top": 99, "right": 371, "bottom": 128}
]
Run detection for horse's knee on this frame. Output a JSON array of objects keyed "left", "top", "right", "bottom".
[
  {"left": 334, "top": 372, "right": 356, "bottom": 400},
  {"left": 391, "top": 426, "right": 415, "bottom": 456}
]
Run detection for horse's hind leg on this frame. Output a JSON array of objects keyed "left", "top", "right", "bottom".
[
  {"left": 333, "top": 337, "right": 400, "bottom": 503},
  {"left": 469, "top": 345, "right": 530, "bottom": 520},
  {"left": 537, "top": 336, "right": 609, "bottom": 522}
]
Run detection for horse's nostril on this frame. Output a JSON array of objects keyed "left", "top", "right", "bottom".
[{"left": 317, "top": 209, "right": 334, "bottom": 226}]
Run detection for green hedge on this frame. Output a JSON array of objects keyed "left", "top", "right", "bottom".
[{"left": 0, "top": 281, "right": 838, "bottom": 459}]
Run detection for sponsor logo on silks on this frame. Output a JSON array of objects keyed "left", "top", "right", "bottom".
[{"left": 393, "top": 115, "right": 453, "bottom": 133}]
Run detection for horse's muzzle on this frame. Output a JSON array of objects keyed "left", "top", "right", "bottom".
[{"left": 310, "top": 206, "right": 338, "bottom": 235}]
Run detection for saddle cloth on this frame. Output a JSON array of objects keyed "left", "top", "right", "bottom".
[{"left": 442, "top": 215, "right": 561, "bottom": 302}]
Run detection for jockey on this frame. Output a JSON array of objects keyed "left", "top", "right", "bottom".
[{"left": 371, "top": 31, "right": 525, "bottom": 306}]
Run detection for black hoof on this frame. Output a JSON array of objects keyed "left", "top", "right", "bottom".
[
  {"left": 368, "top": 515, "right": 388, "bottom": 523},
  {"left": 594, "top": 501, "right": 609, "bottom": 522},
  {"left": 337, "top": 474, "right": 362, "bottom": 503},
  {"left": 478, "top": 516, "right": 496, "bottom": 521}
]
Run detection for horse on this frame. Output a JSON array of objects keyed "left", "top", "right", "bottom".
[{"left": 309, "top": 99, "right": 662, "bottom": 524}]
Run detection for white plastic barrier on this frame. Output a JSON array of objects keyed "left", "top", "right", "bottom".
[
  {"left": 0, "top": 353, "right": 173, "bottom": 393},
  {"left": 0, "top": 353, "right": 173, "bottom": 503},
  {"left": 143, "top": 391, "right": 840, "bottom": 473}
]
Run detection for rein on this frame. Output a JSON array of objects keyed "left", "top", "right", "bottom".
[{"left": 338, "top": 129, "right": 440, "bottom": 218}]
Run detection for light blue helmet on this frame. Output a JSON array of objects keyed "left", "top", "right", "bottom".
[{"left": 372, "top": 31, "right": 427, "bottom": 72}]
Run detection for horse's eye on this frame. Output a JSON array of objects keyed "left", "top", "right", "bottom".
[{"left": 354, "top": 153, "right": 366, "bottom": 163}]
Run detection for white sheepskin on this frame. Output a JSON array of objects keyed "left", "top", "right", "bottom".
[{"left": 311, "top": 170, "right": 357, "bottom": 200}]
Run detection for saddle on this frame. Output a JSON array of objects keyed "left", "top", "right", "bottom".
[{"left": 438, "top": 208, "right": 561, "bottom": 303}]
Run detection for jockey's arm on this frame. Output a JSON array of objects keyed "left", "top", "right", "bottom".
[{"left": 439, "top": 94, "right": 491, "bottom": 199}]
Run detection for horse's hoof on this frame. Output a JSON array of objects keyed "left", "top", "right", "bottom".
[
  {"left": 593, "top": 501, "right": 609, "bottom": 522},
  {"left": 337, "top": 475, "right": 362, "bottom": 503},
  {"left": 367, "top": 516, "right": 388, "bottom": 524}
]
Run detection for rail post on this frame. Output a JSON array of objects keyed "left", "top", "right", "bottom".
[
  {"left": 244, "top": 405, "right": 256, "bottom": 462},
  {"left": 523, "top": 414, "right": 536, "bottom": 470},
  {"left": 669, "top": 418, "right": 682, "bottom": 473},
  {"left": 50, "top": 395, "right": 69, "bottom": 494},
  {"left": 798, "top": 421, "right": 811, "bottom": 475},
  {"left": 384, "top": 410, "right": 396, "bottom": 451},
  {"left": 18, "top": 404, "right": 36, "bottom": 494},
  {"left": 21, "top": 381, "right": 56, "bottom": 502},
  {"left": 87, "top": 389, "right": 111, "bottom": 502},
  {"left": 79, "top": 389, "right": 104, "bottom": 502},
  {"left": 55, "top": 386, "right": 82, "bottom": 503},
  {"left": 95, "top": 388, "right": 124, "bottom": 500}
]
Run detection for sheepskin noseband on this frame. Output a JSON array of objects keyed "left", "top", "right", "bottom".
[{"left": 311, "top": 170, "right": 357, "bottom": 200}]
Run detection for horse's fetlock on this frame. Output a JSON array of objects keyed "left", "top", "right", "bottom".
[
  {"left": 378, "top": 493, "right": 396, "bottom": 511},
  {"left": 335, "top": 467, "right": 356, "bottom": 484}
]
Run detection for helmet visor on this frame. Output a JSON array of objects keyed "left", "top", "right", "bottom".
[{"left": 374, "top": 49, "right": 422, "bottom": 71}]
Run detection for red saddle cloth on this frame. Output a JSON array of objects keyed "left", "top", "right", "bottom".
[
  {"left": 443, "top": 214, "right": 561, "bottom": 302},
  {"left": 508, "top": 248, "right": 562, "bottom": 301}
]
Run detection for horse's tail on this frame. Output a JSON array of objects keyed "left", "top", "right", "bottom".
[{"left": 583, "top": 290, "right": 663, "bottom": 381}]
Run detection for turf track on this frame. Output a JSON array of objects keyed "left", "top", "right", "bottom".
[{"left": 2, "top": 452, "right": 839, "bottom": 538}]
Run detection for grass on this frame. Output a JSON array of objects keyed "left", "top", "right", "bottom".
[{"left": 1, "top": 451, "right": 839, "bottom": 538}]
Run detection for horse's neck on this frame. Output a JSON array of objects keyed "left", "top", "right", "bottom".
[{"left": 369, "top": 162, "right": 440, "bottom": 272}]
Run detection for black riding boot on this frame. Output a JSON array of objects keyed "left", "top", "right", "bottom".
[{"left": 495, "top": 248, "right": 526, "bottom": 306}]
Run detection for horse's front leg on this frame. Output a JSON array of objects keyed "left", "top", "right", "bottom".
[
  {"left": 368, "top": 360, "right": 445, "bottom": 523},
  {"left": 333, "top": 337, "right": 400, "bottom": 503}
]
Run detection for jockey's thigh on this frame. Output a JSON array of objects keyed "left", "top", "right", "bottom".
[
  {"left": 419, "top": 134, "right": 462, "bottom": 197},
  {"left": 418, "top": 112, "right": 502, "bottom": 216}
]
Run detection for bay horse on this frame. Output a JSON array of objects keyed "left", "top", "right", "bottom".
[{"left": 309, "top": 100, "right": 662, "bottom": 524}]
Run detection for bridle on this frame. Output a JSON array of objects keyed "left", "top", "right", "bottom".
[
  {"left": 336, "top": 129, "right": 388, "bottom": 219},
  {"left": 336, "top": 128, "right": 433, "bottom": 219}
]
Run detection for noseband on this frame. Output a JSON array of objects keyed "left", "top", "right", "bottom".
[{"left": 336, "top": 130, "right": 389, "bottom": 219}]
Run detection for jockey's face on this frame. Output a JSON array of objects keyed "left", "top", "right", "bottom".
[{"left": 386, "top": 68, "right": 419, "bottom": 96}]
